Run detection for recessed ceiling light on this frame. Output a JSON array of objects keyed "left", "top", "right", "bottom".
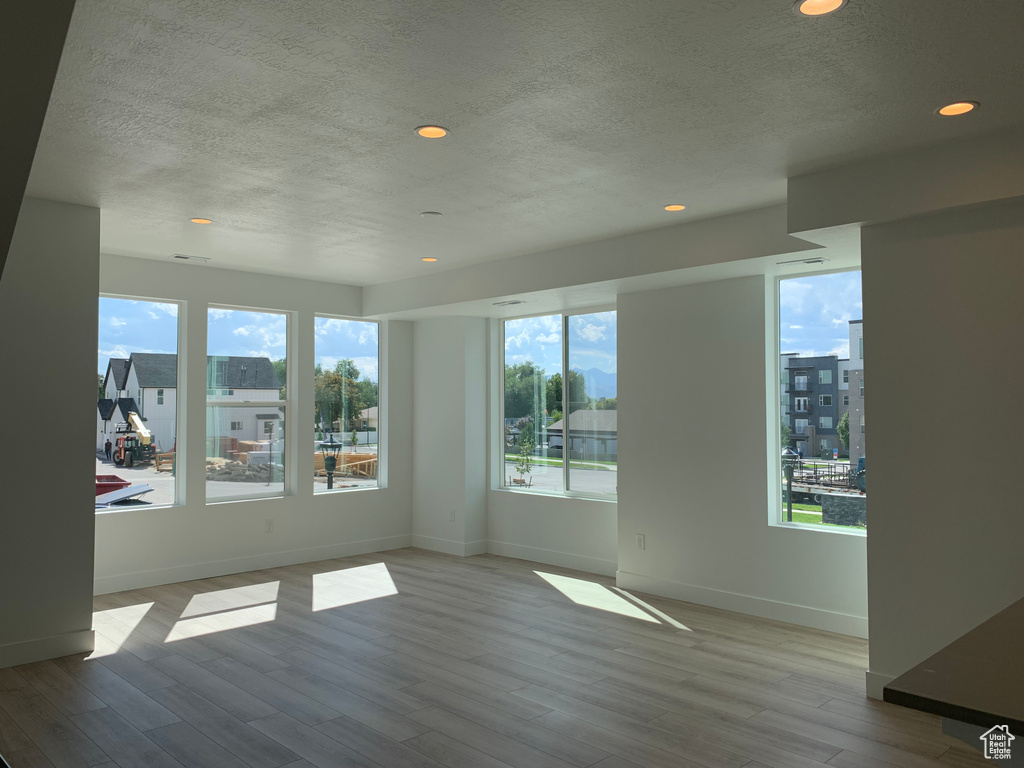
[
  {"left": 664, "top": 204, "right": 686, "bottom": 212},
  {"left": 190, "top": 217, "right": 213, "bottom": 224},
  {"left": 936, "top": 101, "right": 979, "bottom": 116},
  {"left": 421, "top": 257, "right": 439, "bottom": 262},
  {"left": 414, "top": 125, "right": 450, "bottom": 139},
  {"left": 793, "top": 0, "right": 847, "bottom": 16},
  {"left": 420, "top": 211, "right": 443, "bottom": 217}
]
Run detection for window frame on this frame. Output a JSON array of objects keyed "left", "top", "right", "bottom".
[
  {"left": 205, "top": 303, "right": 293, "bottom": 505},
  {"left": 312, "top": 314, "right": 383, "bottom": 495},
  {"left": 498, "top": 306, "right": 616, "bottom": 501},
  {"left": 98, "top": 293, "right": 185, "bottom": 512},
  {"left": 767, "top": 269, "right": 865, "bottom": 536},
  {"left": 819, "top": 394, "right": 833, "bottom": 407}
]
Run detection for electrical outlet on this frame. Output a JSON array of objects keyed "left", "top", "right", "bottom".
[
  {"left": 635, "top": 534, "right": 645, "bottom": 550},
  {"left": 265, "top": 518, "right": 275, "bottom": 533}
]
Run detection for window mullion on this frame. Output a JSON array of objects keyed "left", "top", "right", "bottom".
[{"left": 562, "top": 314, "right": 569, "bottom": 493}]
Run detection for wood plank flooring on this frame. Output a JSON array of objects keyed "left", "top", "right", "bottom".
[{"left": 0, "top": 548, "right": 991, "bottom": 768}]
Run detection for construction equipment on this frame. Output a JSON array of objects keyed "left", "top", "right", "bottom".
[{"left": 113, "top": 412, "right": 156, "bottom": 467}]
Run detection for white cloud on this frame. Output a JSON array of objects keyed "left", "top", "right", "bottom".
[
  {"left": 576, "top": 323, "right": 605, "bottom": 342},
  {"left": 536, "top": 332, "right": 560, "bottom": 344},
  {"left": 208, "top": 308, "right": 233, "bottom": 320},
  {"left": 147, "top": 311, "right": 159, "bottom": 320},
  {"left": 109, "top": 317, "right": 127, "bottom": 328},
  {"left": 789, "top": 325, "right": 803, "bottom": 330},
  {"left": 151, "top": 302, "right": 177, "bottom": 317},
  {"left": 98, "top": 346, "right": 129, "bottom": 358},
  {"left": 357, "top": 325, "right": 377, "bottom": 346},
  {"left": 233, "top": 326, "right": 253, "bottom": 336}
]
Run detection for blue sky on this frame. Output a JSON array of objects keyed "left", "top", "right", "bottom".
[
  {"left": 98, "top": 297, "right": 178, "bottom": 374},
  {"left": 504, "top": 311, "right": 617, "bottom": 379},
  {"left": 780, "top": 271, "right": 862, "bottom": 358},
  {"left": 98, "top": 299, "right": 378, "bottom": 382},
  {"left": 314, "top": 317, "right": 379, "bottom": 382}
]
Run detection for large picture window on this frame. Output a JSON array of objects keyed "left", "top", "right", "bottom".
[
  {"left": 502, "top": 310, "right": 616, "bottom": 497},
  {"left": 313, "top": 317, "right": 380, "bottom": 492},
  {"left": 778, "top": 272, "right": 866, "bottom": 531},
  {"left": 206, "top": 307, "right": 288, "bottom": 502},
  {"left": 97, "top": 297, "right": 181, "bottom": 508}
]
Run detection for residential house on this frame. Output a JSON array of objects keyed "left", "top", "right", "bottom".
[{"left": 548, "top": 410, "right": 618, "bottom": 461}]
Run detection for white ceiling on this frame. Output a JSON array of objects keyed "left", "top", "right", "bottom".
[{"left": 29, "top": 0, "right": 1024, "bottom": 286}]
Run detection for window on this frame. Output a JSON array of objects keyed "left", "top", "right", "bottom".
[
  {"left": 314, "top": 316, "right": 380, "bottom": 492},
  {"left": 861, "top": 415, "right": 865, "bottom": 434},
  {"left": 860, "top": 377, "right": 864, "bottom": 397},
  {"left": 502, "top": 310, "right": 617, "bottom": 496},
  {"left": 97, "top": 296, "right": 180, "bottom": 507},
  {"left": 778, "top": 271, "right": 866, "bottom": 531},
  {"left": 859, "top": 336, "right": 864, "bottom": 360},
  {"left": 794, "top": 397, "right": 809, "bottom": 412},
  {"left": 206, "top": 307, "right": 288, "bottom": 502}
]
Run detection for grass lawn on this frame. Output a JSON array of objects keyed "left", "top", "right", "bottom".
[{"left": 507, "top": 455, "right": 616, "bottom": 471}]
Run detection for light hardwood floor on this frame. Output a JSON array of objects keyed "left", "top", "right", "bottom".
[{"left": 0, "top": 548, "right": 991, "bottom": 768}]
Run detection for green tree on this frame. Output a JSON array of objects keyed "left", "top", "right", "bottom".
[
  {"left": 546, "top": 370, "right": 589, "bottom": 414},
  {"left": 595, "top": 397, "right": 617, "bottom": 410},
  {"left": 314, "top": 358, "right": 366, "bottom": 430},
  {"left": 837, "top": 411, "right": 850, "bottom": 451},
  {"left": 504, "top": 362, "right": 546, "bottom": 420},
  {"left": 272, "top": 358, "right": 287, "bottom": 400},
  {"left": 781, "top": 422, "right": 791, "bottom": 447},
  {"left": 514, "top": 433, "right": 534, "bottom": 482}
]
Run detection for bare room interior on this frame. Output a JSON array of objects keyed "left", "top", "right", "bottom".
[{"left": 2, "top": 1, "right": 1022, "bottom": 767}]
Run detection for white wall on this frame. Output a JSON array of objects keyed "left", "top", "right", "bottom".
[
  {"left": 616, "top": 276, "right": 868, "bottom": 636},
  {"left": 1, "top": 198, "right": 99, "bottom": 667},
  {"left": 862, "top": 197, "right": 1024, "bottom": 693},
  {"left": 95, "top": 255, "right": 414, "bottom": 593},
  {"left": 411, "top": 317, "right": 488, "bottom": 556}
]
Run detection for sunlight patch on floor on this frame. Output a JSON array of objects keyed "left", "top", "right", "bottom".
[
  {"left": 612, "top": 587, "right": 693, "bottom": 630},
  {"left": 166, "top": 603, "right": 278, "bottom": 642},
  {"left": 535, "top": 571, "right": 659, "bottom": 623},
  {"left": 180, "top": 581, "right": 280, "bottom": 618},
  {"left": 312, "top": 562, "right": 398, "bottom": 612},
  {"left": 89, "top": 602, "right": 154, "bottom": 659}
]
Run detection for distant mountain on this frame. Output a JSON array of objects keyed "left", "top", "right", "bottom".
[{"left": 571, "top": 366, "right": 617, "bottom": 400}]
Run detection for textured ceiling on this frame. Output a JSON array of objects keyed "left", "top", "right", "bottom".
[{"left": 29, "top": 0, "right": 1024, "bottom": 285}]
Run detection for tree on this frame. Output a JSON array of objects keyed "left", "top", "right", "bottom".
[
  {"left": 504, "top": 362, "right": 546, "bottom": 420},
  {"left": 514, "top": 433, "right": 534, "bottom": 482},
  {"left": 595, "top": 397, "right": 617, "bottom": 410},
  {"left": 837, "top": 411, "right": 850, "bottom": 451},
  {"left": 272, "top": 358, "right": 287, "bottom": 400},
  {"left": 781, "top": 422, "right": 791, "bottom": 447},
  {"left": 351, "top": 429, "right": 359, "bottom": 447},
  {"left": 314, "top": 358, "right": 366, "bottom": 431},
  {"left": 97, "top": 374, "right": 104, "bottom": 399},
  {"left": 545, "top": 370, "right": 589, "bottom": 414}
]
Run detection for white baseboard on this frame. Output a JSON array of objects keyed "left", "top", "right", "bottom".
[
  {"left": 0, "top": 628, "right": 95, "bottom": 669},
  {"left": 93, "top": 535, "right": 412, "bottom": 595},
  {"left": 487, "top": 540, "right": 617, "bottom": 577},
  {"left": 865, "top": 670, "right": 894, "bottom": 700},
  {"left": 411, "top": 535, "right": 488, "bottom": 558},
  {"left": 616, "top": 569, "right": 869, "bottom": 639}
]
